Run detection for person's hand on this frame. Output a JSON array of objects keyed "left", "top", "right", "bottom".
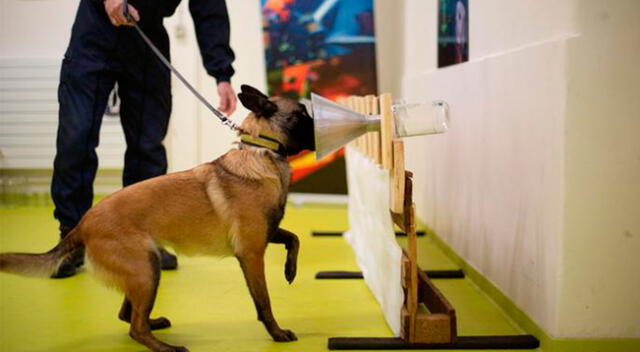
[
  {"left": 104, "top": 0, "right": 140, "bottom": 26},
  {"left": 217, "top": 82, "right": 237, "bottom": 115}
]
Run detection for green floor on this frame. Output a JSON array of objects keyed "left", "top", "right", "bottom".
[{"left": 1, "top": 204, "right": 528, "bottom": 352}]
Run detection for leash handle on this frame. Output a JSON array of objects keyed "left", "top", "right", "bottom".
[
  {"left": 119, "top": 1, "right": 238, "bottom": 130},
  {"left": 122, "top": 0, "right": 134, "bottom": 22}
]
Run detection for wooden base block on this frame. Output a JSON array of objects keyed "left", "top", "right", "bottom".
[
  {"left": 414, "top": 313, "right": 452, "bottom": 343},
  {"left": 401, "top": 311, "right": 452, "bottom": 344}
]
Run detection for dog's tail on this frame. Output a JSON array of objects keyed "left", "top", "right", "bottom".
[{"left": 0, "top": 228, "right": 83, "bottom": 278}]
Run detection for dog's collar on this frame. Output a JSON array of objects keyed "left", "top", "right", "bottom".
[{"left": 240, "top": 133, "right": 287, "bottom": 157}]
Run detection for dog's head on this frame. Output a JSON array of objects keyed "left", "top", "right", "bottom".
[{"left": 238, "top": 85, "right": 315, "bottom": 156}]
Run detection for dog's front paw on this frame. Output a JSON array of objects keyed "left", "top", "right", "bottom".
[
  {"left": 271, "top": 328, "right": 298, "bottom": 342},
  {"left": 285, "top": 260, "right": 297, "bottom": 284}
]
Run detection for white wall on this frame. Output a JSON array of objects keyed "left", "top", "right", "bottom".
[
  {"left": 400, "top": 0, "right": 640, "bottom": 339},
  {"left": 401, "top": 0, "right": 572, "bottom": 336},
  {"left": 559, "top": 0, "right": 640, "bottom": 338},
  {"left": 0, "top": 0, "right": 76, "bottom": 58}
]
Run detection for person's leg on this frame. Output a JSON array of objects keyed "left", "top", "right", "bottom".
[
  {"left": 117, "top": 43, "right": 171, "bottom": 186},
  {"left": 51, "top": 60, "right": 116, "bottom": 231},
  {"left": 117, "top": 28, "right": 177, "bottom": 269},
  {"left": 51, "top": 0, "right": 118, "bottom": 230},
  {"left": 50, "top": 0, "right": 118, "bottom": 278},
  {"left": 50, "top": 58, "right": 117, "bottom": 278}
]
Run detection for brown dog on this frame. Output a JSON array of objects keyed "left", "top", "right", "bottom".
[{"left": 0, "top": 85, "right": 316, "bottom": 352}]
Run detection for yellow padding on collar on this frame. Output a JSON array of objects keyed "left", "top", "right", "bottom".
[{"left": 240, "top": 134, "right": 282, "bottom": 153}]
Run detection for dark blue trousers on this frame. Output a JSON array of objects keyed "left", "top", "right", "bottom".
[{"left": 52, "top": 0, "right": 171, "bottom": 227}]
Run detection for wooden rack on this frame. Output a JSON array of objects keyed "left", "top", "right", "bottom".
[{"left": 326, "top": 93, "right": 539, "bottom": 350}]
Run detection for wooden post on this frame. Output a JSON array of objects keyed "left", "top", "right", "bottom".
[{"left": 406, "top": 202, "right": 418, "bottom": 343}]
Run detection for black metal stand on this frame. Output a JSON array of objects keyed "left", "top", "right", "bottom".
[
  {"left": 312, "top": 231, "right": 426, "bottom": 237},
  {"left": 328, "top": 335, "right": 540, "bottom": 350},
  {"left": 316, "top": 270, "right": 464, "bottom": 279}
]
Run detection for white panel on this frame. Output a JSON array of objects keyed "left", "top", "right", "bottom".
[
  {"left": 0, "top": 58, "right": 125, "bottom": 170},
  {"left": 344, "top": 146, "right": 404, "bottom": 336}
]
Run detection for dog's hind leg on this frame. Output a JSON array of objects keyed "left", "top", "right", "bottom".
[
  {"left": 125, "top": 251, "right": 187, "bottom": 352},
  {"left": 268, "top": 228, "right": 299, "bottom": 284},
  {"left": 236, "top": 249, "right": 297, "bottom": 342},
  {"left": 119, "top": 296, "right": 171, "bottom": 331}
]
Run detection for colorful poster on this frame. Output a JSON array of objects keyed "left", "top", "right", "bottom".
[
  {"left": 261, "top": 0, "right": 378, "bottom": 192},
  {"left": 438, "top": 0, "right": 469, "bottom": 68}
]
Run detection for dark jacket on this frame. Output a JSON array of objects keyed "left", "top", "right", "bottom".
[{"left": 89, "top": 0, "right": 235, "bottom": 82}]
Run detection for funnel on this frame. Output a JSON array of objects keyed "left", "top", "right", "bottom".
[
  {"left": 312, "top": 93, "right": 380, "bottom": 160},
  {"left": 312, "top": 93, "right": 450, "bottom": 160}
]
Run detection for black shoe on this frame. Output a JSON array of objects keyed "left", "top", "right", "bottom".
[
  {"left": 50, "top": 248, "right": 84, "bottom": 278},
  {"left": 50, "top": 225, "right": 84, "bottom": 279},
  {"left": 50, "top": 257, "right": 80, "bottom": 279},
  {"left": 159, "top": 248, "right": 178, "bottom": 270}
]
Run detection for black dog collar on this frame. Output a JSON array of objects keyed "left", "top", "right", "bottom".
[{"left": 240, "top": 133, "right": 287, "bottom": 157}]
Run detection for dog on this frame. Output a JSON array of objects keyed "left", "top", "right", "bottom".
[{"left": 0, "top": 85, "right": 316, "bottom": 352}]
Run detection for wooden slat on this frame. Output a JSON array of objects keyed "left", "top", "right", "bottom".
[
  {"left": 370, "top": 96, "right": 382, "bottom": 165},
  {"left": 359, "top": 96, "right": 369, "bottom": 156},
  {"left": 379, "top": 93, "right": 393, "bottom": 170},
  {"left": 362, "top": 95, "right": 370, "bottom": 159},
  {"left": 390, "top": 140, "right": 405, "bottom": 214},
  {"left": 363, "top": 95, "right": 371, "bottom": 158},
  {"left": 356, "top": 96, "right": 364, "bottom": 155},
  {"left": 356, "top": 97, "right": 366, "bottom": 152},
  {"left": 345, "top": 97, "right": 359, "bottom": 149}
]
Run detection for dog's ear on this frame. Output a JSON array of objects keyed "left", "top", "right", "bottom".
[
  {"left": 238, "top": 92, "right": 278, "bottom": 118},
  {"left": 240, "top": 84, "right": 268, "bottom": 99}
]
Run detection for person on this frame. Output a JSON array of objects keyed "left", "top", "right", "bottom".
[{"left": 51, "top": 0, "right": 237, "bottom": 278}]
